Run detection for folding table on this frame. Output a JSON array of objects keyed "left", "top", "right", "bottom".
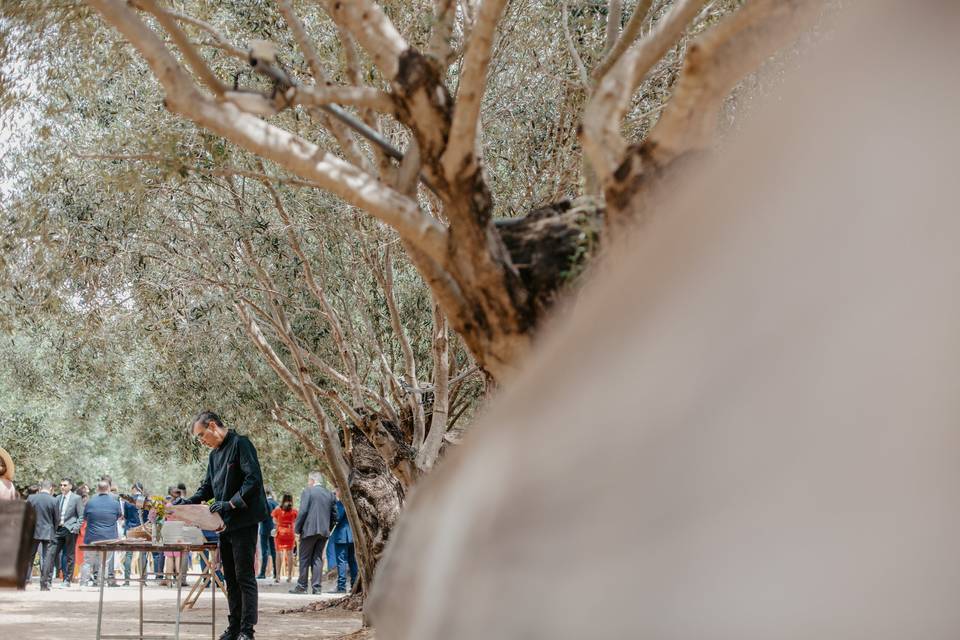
[{"left": 80, "top": 541, "right": 219, "bottom": 640}]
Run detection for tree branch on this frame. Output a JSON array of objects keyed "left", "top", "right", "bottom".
[
  {"left": 441, "top": 0, "right": 508, "bottom": 180},
  {"left": 415, "top": 302, "right": 449, "bottom": 472},
  {"left": 133, "top": 0, "right": 226, "bottom": 96},
  {"left": 604, "top": 0, "right": 625, "bottom": 55},
  {"left": 582, "top": 0, "right": 707, "bottom": 180},
  {"left": 428, "top": 0, "right": 458, "bottom": 64},
  {"left": 87, "top": 0, "right": 448, "bottom": 265},
  {"left": 562, "top": 1, "right": 590, "bottom": 88},
  {"left": 291, "top": 84, "right": 395, "bottom": 112},
  {"left": 645, "top": 0, "right": 822, "bottom": 162},
  {"left": 324, "top": 0, "right": 408, "bottom": 81},
  {"left": 593, "top": 0, "right": 654, "bottom": 81}
]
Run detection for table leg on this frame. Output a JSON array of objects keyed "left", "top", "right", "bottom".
[
  {"left": 96, "top": 552, "right": 107, "bottom": 640},
  {"left": 139, "top": 558, "right": 144, "bottom": 640},
  {"left": 175, "top": 554, "right": 186, "bottom": 640},
  {"left": 211, "top": 559, "right": 216, "bottom": 640}
]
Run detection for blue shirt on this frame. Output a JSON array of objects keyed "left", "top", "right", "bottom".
[
  {"left": 259, "top": 498, "right": 279, "bottom": 535},
  {"left": 84, "top": 493, "right": 123, "bottom": 543},
  {"left": 122, "top": 494, "right": 149, "bottom": 533}
]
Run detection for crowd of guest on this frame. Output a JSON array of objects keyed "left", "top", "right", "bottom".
[{"left": 1, "top": 446, "right": 356, "bottom": 594}]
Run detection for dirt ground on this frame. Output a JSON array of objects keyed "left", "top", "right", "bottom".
[{"left": 0, "top": 578, "right": 363, "bottom": 639}]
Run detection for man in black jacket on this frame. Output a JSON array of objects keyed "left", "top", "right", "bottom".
[
  {"left": 186, "top": 411, "right": 269, "bottom": 640},
  {"left": 26, "top": 479, "right": 58, "bottom": 590}
]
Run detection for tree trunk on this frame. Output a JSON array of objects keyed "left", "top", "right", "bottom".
[{"left": 343, "top": 424, "right": 405, "bottom": 577}]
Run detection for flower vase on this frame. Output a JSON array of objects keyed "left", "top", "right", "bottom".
[{"left": 152, "top": 521, "right": 163, "bottom": 545}]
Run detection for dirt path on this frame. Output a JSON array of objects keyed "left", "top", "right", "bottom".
[{"left": 0, "top": 579, "right": 362, "bottom": 639}]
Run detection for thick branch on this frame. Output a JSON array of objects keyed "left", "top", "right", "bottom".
[
  {"left": 646, "top": 0, "right": 822, "bottom": 162},
  {"left": 582, "top": 0, "right": 707, "bottom": 180},
  {"left": 291, "top": 84, "right": 395, "bottom": 112},
  {"left": 604, "top": 0, "right": 625, "bottom": 55},
  {"left": 428, "top": 0, "right": 458, "bottom": 63},
  {"left": 324, "top": 0, "right": 408, "bottom": 81},
  {"left": 441, "top": 0, "right": 508, "bottom": 180}
]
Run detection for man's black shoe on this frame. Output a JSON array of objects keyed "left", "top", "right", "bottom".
[
  {"left": 311, "top": 587, "right": 322, "bottom": 595},
  {"left": 288, "top": 586, "right": 307, "bottom": 594},
  {"left": 217, "top": 629, "right": 238, "bottom": 640}
]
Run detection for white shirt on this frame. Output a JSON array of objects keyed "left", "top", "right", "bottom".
[{"left": 59, "top": 491, "right": 74, "bottom": 525}]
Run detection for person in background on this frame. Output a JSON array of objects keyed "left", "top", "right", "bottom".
[
  {"left": 161, "top": 489, "right": 188, "bottom": 587},
  {"left": 0, "top": 447, "right": 18, "bottom": 501},
  {"left": 122, "top": 481, "right": 148, "bottom": 586},
  {"left": 175, "top": 482, "right": 194, "bottom": 576},
  {"left": 80, "top": 480, "right": 123, "bottom": 587},
  {"left": 45, "top": 477, "right": 83, "bottom": 587},
  {"left": 291, "top": 472, "right": 337, "bottom": 595},
  {"left": 101, "top": 475, "right": 121, "bottom": 583},
  {"left": 26, "top": 479, "right": 58, "bottom": 590},
  {"left": 330, "top": 489, "right": 357, "bottom": 593},
  {"left": 256, "top": 489, "right": 279, "bottom": 582},
  {"left": 73, "top": 482, "right": 91, "bottom": 580},
  {"left": 272, "top": 494, "right": 297, "bottom": 583}
]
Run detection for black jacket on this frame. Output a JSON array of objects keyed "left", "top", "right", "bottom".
[
  {"left": 27, "top": 491, "right": 59, "bottom": 541},
  {"left": 188, "top": 430, "right": 269, "bottom": 532}
]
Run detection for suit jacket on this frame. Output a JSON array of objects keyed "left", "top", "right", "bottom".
[
  {"left": 56, "top": 492, "right": 84, "bottom": 534},
  {"left": 330, "top": 500, "right": 353, "bottom": 544},
  {"left": 27, "top": 492, "right": 59, "bottom": 541},
  {"left": 294, "top": 485, "right": 338, "bottom": 539}
]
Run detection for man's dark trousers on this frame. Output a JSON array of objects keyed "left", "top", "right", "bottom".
[
  {"left": 220, "top": 524, "right": 259, "bottom": 636},
  {"left": 256, "top": 528, "right": 276, "bottom": 579},
  {"left": 47, "top": 527, "right": 77, "bottom": 584},
  {"left": 27, "top": 540, "right": 52, "bottom": 587},
  {"left": 297, "top": 534, "right": 326, "bottom": 592}
]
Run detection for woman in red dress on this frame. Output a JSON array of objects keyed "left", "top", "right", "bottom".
[{"left": 272, "top": 494, "right": 298, "bottom": 583}]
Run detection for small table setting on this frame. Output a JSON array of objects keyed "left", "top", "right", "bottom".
[{"left": 81, "top": 504, "right": 226, "bottom": 640}]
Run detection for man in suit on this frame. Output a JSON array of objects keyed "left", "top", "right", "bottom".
[
  {"left": 186, "top": 411, "right": 269, "bottom": 640},
  {"left": 290, "top": 471, "right": 337, "bottom": 595},
  {"left": 26, "top": 479, "right": 58, "bottom": 590},
  {"left": 45, "top": 477, "right": 83, "bottom": 587},
  {"left": 330, "top": 489, "right": 357, "bottom": 593},
  {"left": 80, "top": 480, "right": 123, "bottom": 586}
]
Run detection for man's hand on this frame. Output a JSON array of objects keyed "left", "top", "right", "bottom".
[{"left": 209, "top": 500, "right": 233, "bottom": 514}]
